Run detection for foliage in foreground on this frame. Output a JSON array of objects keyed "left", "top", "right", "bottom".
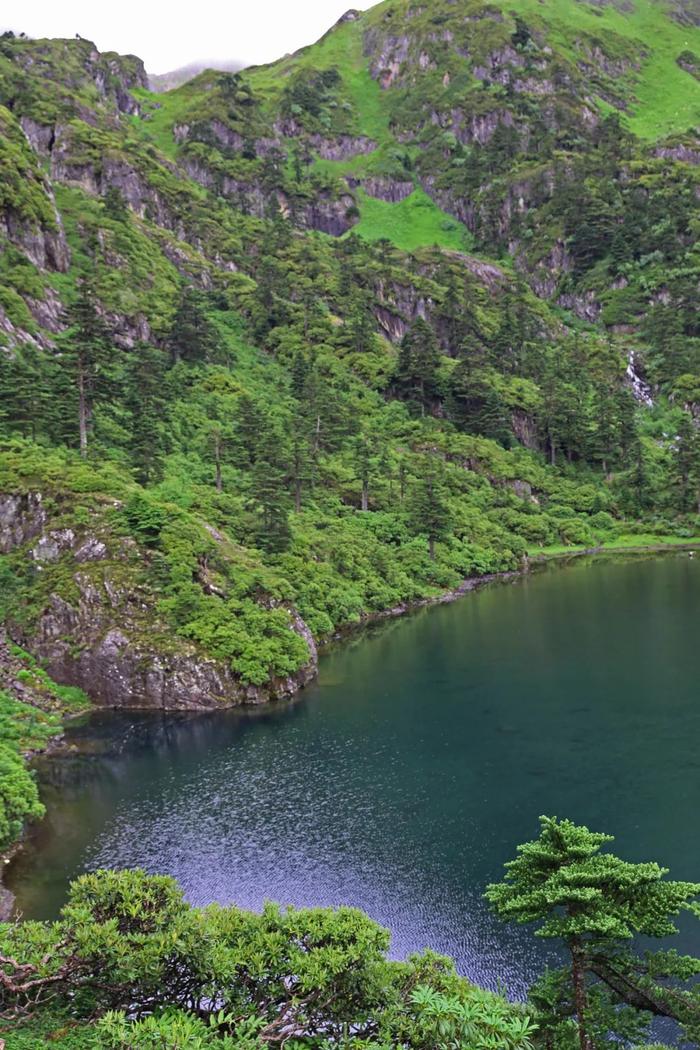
[
  {"left": 0, "top": 868, "right": 535, "bottom": 1049},
  {"left": 4, "top": 820, "right": 700, "bottom": 1048},
  {"left": 0, "top": 644, "right": 88, "bottom": 853}
]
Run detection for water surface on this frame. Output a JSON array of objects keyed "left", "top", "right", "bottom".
[{"left": 9, "top": 554, "right": 700, "bottom": 997}]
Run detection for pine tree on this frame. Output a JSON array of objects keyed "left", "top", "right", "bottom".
[
  {"left": 233, "top": 394, "right": 263, "bottom": 468},
  {"left": 124, "top": 345, "right": 168, "bottom": 484},
  {"left": 353, "top": 434, "right": 377, "bottom": 512},
  {"left": 486, "top": 816, "right": 700, "bottom": 1050},
  {"left": 290, "top": 415, "right": 313, "bottom": 512},
  {"left": 61, "top": 279, "right": 112, "bottom": 457},
  {"left": 673, "top": 414, "right": 700, "bottom": 513},
  {"left": 167, "top": 285, "right": 221, "bottom": 365},
  {"left": 0, "top": 344, "right": 55, "bottom": 441},
  {"left": 394, "top": 318, "right": 441, "bottom": 415},
  {"left": 343, "top": 289, "right": 378, "bottom": 355},
  {"left": 250, "top": 424, "right": 292, "bottom": 553},
  {"left": 408, "top": 462, "right": 451, "bottom": 559}
]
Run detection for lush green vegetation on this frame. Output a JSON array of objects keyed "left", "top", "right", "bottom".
[
  {"left": 0, "top": 4, "right": 699, "bottom": 1045},
  {"left": 352, "top": 189, "right": 473, "bottom": 252},
  {"left": 0, "top": 0, "right": 699, "bottom": 707},
  {"left": 3, "top": 819, "right": 700, "bottom": 1048},
  {"left": 0, "top": 643, "right": 88, "bottom": 854}
]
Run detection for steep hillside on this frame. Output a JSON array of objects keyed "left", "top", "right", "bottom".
[{"left": 0, "top": 1, "right": 698, "bottom": 706}]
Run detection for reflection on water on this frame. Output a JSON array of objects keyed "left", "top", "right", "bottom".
[{"left": 9, "top": 555, "right": 700, "bottom": 999}]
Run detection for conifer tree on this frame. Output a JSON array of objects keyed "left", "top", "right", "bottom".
[
  {"left": 486, "top": 816, "right": 700, "bottom": 1050},
  {"left": 61, "top": 279, "right": 112, "bottom": 457},
  {"left": 343, "top": 289, "right": 378, "bottom": 355},
  {"left": 394, "top": 317, "right": 441, "bottom": 415},
  {"left": 250, "top": 423, "right": 292, "bottom": 553},
  {"left": 124, "top": 344, "right": 168, "bottom": 484},
  {"left": 0, "top": 344, "right": 54, "bottom": 441},
  {"left": 167, "top": 285, "right": 221, "bottom": 365},
  {"left": 409, "top": 461, "right": 451, "bottom": 559},
  {"left": 673, "top": 414, "right": 700, "bottom": 513},
  {"left": 353, "top": 434, "right": 377, "bottom": 512}
]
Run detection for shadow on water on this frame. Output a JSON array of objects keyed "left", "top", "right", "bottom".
[{"left": 8, "top": 553, "right": 700, "bottom": 1000}]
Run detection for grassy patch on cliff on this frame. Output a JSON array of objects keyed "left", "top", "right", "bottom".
[
  {"left": 491, "top": 0, "right": 700, "bottom": 138},
  {"left": 353, "top": 188, "right": 474, "bottom": 251}
]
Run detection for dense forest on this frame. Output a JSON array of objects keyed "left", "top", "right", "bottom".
[{"left": 0, "top": 0, "right": 699, "bottom": 1043}]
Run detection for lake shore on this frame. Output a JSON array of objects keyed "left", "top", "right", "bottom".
[{"left": 4, "top": 536, "right": 700, "bottom": 921}]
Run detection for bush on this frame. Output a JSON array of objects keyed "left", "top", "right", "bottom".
[
  {"left": 0, "top": 741, "right": 44, "bottom": 850},
  {"left": 2, "top": 869, "right": 537, "bottom": 1050},
  {"left": 558, "top": 519, "right": 597, "bottom": 547}
]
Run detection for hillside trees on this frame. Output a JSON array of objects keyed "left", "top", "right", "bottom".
[
  {"left": 409, "top": 460, "right": 452, "bottom": 559},
  {"left": 673, "top": 414, "right": 700, "bottom": 513},
  {"left": 124, "top": 344, "right": 169, "bottom": 484},
  {"left": 394, "top": 317, "right": 442, "bottom": 415},
  {"left": 250, "top": 421, "right": 292, "bottom": 553}
]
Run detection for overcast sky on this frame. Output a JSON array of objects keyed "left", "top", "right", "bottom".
[{"left": 1, "top": 0, "right": 376, "bottom": 73}]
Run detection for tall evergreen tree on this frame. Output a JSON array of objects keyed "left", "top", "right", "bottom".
[
  {"left": 394, "top": 317, "right": 441, "bottom": 415},
  {"left": 250, "top": 424, "right": 292, "bottom": 553},
  {"left": 167, "top": 286, "right": 221, "bottom": 365},
  {"left": 61, "top": 279, "right": 112, "bottom": 457},
  {"left": 487, "top": 816, "right": 700, "bottom": 1050},
  {"left": 124, "top": 344, "right": 168, "bottom": 484},
  {"left": 408, "top": 462, "right": 451, "bottom": 559},
  {"left": 673, "top": 414, "right": 700, "bottom": 513},
  {"left": 0, "top": 344, "right": 55, "bottom": 442}
]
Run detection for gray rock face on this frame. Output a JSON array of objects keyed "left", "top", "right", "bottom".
[
  {"left": 19, "top": 117, "right": 56, "bottom": 159},
  {"left": 472, "top": 46, "right": 525, "bottom": 85},
  {"left": 299, "top": 192, "right": 359, "bottom": 236},
  {"left": 511, "top": 410, "right": 540, "bottom": 451},
  {"left": 307, "top": 134, "right": 376, "bottom": 161},
  {"left": 28, "top": 578, "right": 317, "bottom": 711},
  {"left": 31, "top": 529, "right": 76, "bottom": 563},
  {"left": 654, "top": 144, "right": 700, "bottom": 165},
  {"left": 430, "top": 107, "right": 519, "bottom": 147},
  {"left": 0, "top": 193, "right": 70, "bottom": 274},
  {"left": 0, "top": 491, "right": 318, "bottom": 711},
  {"left": 347, "top": 176, "right": 414, "bottom": 202},
  {"left": 0, "top": 493, "right": 47, "bottom": 554},
  {"left": 557, "top": 290, "right": 602, "bottom": 323},
  {"left": 364, "top": 30, "right": 412, "bottom": 88}
]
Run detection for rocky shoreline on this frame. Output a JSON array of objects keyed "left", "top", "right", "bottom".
[{"left": 3, "top": 540, "right": 699, "bottom": 920}]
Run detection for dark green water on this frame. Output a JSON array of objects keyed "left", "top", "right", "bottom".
[{"left": 8, "top": 554, "right": 700, "bottom": 997}]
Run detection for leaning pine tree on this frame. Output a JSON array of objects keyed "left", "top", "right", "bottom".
[{"left": 486, "top": 816, "right": 700, "bottom": 1050}]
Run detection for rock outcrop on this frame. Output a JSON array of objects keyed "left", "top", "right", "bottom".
[{"left": 0, "top": 492, "right": 318, "bottom": 712}]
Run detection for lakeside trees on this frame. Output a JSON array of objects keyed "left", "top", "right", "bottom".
[{"left": 487, "top": 816, "right": 700, "bottom": 1050}]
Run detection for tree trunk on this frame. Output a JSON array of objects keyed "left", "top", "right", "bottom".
[
  {"left": 570, "top": 939, "right": 590, "bottom": 1050},
  {"left": 429, "top": 535, "right": 435, "bottom": 560},
  {"left": 549, "top": 435, "right": 556, "bottom": 467},
  {"left": 78, "top": 366, "right": 88, "bottom": 458},
  {"left": 361, "top": 481, "right": 368, "bottom": 512},
  {"left": 214, "top": 435, "right": 222, "bottom": 492}
]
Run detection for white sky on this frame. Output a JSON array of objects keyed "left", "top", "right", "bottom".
[{"left": 0, "top": 0, "right": 376, "bottom": 73}]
